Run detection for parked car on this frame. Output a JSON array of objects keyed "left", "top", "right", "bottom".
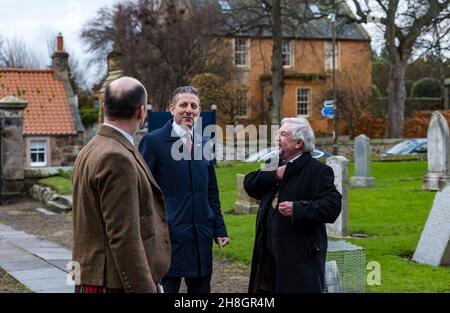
[
  {"left": 244, "top": 147, "right": 332, "bottom": 162},
  {"left": 380, "top": 138, "right": 427, "bottom": 156}
]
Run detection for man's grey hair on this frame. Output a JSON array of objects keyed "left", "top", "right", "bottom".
[{"left": 281, "top": 117, "right": 315, "bottom": 152}]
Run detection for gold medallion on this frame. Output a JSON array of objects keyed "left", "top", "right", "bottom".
[{"left": 271, "top": 194, "right": 278, "bottom": 209}]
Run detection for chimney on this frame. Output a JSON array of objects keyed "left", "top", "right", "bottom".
[
  {"left": 56, "top": 33, "right": 64, "bottom": 52},
  {"left": 52, "top": 32, "right": 69, "bottom": 81}
]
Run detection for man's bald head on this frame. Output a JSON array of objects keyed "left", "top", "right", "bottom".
[{"left": 104, "top": 77, "right": 148, "bottom": 120}]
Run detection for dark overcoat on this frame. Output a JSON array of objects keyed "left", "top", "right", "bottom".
[
  {"left": 139, "top": 120, "right": 227, "bottom": 277},
  {"left": 244, "top": 152, "right": 342, "bottom": 293}
]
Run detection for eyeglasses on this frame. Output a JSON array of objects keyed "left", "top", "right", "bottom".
[{"left": 173, "top": 86, "right": 199, "bottom": 97}]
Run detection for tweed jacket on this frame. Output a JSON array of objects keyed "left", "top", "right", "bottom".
[{"left": 72, "top": 125, "right": 171, "bottom": 292}]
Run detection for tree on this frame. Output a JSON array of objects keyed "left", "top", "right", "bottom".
[
  {"left": 319, "top": 69, "right": 372, "bottom": 138},
  {"left": 190, "top": 73, "right": 248, "bottom": 126},
  {"left": 220, "top": 0, "right": 320, "bottom": 125},
  {"left": 0, "top": 34, "right": 43, "bottom": 68},
  {"left": 411, "top": 77, "right": 442, "bottom": 98},
  {"left": 81, "top": 0, "right": 234, "bottom": 111},
  {"left": 348, "top": 0, "right": 450, "bottom": 137},
  {"left": 47, "top": 35, "right": 89, "bottom": 94}
]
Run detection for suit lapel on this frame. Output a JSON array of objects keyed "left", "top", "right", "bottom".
[
  {"left": 132, "top": 147, "right": 162, "bottom": 193},
  {"left": 97, "top": 125, "right": 162, "bottom": 193}
]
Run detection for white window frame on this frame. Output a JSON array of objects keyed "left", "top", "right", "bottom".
[
  {"left": 29, "top": 140, "right": 48, "bottom": 167},
  {"left": 282, "top": 40, "right": 294, "bottom": 68},
  {"left": 218, "top": 0, "right": 232, "bottom": 12},
  {"left": 234, "top": 38, "right": 250, "bottom": 68},
  {"left": 296, "top": 88, "right": 311, "bottom": 117},
  {"left": 324, "top": 41, "right": 340, "bottom": 71}
]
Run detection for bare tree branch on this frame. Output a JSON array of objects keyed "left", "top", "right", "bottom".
[{"left": 0, "top": 35, "right": 43, "bottom": 68}]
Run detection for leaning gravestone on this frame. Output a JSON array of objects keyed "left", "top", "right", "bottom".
[
  {"left": 423, "top": 111, "right": 450, "bottom": 191},
  {"left": 326, "top": 156, "right": 349, "bottom": 237},
  {"left": 413, "top": 185, "right": 450, "bottom": 267},
  {"left": 351, "top": 134, "right": 375, "bottom": 188},
  {"left": 235, "top": 174, "right": 259, "bottom": 214}
]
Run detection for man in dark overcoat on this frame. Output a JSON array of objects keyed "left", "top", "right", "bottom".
[{"left": 244, "top": 117, "right": 342, "bottom": 293}]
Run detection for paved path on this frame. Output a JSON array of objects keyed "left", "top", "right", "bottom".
[{"left": 0, "top": 224, "right": 73, "bottom": 293}]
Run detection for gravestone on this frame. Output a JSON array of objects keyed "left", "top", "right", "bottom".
[
  {"left": 412, "top": 185, "right": 450, "bottom": 267},
  {"left": 423, "top": 111, "right": 450, "bottom": 191},
  {"left": 235, "top": 174, "right": 259, "bottom": 214},
  {"left": 326, "top": 156, "right": 349, "bottom": 237},
  {"left": 0, "top": 96, "right": 28, "bottom": 195},
  {"left": 351, "top": 134, "right": 375, "bottom": 188}
]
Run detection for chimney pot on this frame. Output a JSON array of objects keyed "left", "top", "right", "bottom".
[{"left": 57, "top": 33, "right": 64, "bottom": 52}]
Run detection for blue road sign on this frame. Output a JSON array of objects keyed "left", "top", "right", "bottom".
[
  {"left": 321, "top": 107, "right": 334, "bottom": 118},
  {"left": 323, "top": 100, "right": 336, "bottom": 107}
]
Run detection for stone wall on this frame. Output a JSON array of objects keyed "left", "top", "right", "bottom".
[
  {"left": 50, "top": 133, "right": 84, "bottom": 166},
  {"left": 315, "top": 138, "right": 406, "bottom": 158},
  {"left": 23, "top": 166, "right": 72, "bottom": 191},
  {"left": 83, "top": 124, "right": 99, "bottom": 145}
]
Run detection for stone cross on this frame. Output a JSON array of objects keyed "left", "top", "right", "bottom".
[
  {"left": 413, "top": 185, "right": 450, "bottom": 267},
  {"left": 235, "top": 174, "right": 259, "bottom": 214},
  {"left": 423, "top": 111, "right": 450, "bottom": 191},
  {"left": 326, "top": 156, "right": 349, "bottom": 237},
  {"left": 0, "top": 96, "right": 28, "bottom": 195},
  {"left": 351, "top": 134, "right": 375, "bottom": 188}
]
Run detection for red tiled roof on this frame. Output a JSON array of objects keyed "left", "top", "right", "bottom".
[{"left": 0, "top": 68, "right": 76, "bottom": 135}]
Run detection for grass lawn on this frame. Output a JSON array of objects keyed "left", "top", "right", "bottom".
[
  {"left": 214, "top": 161, "right": 450, "bottom": 293},
  {"left": 38, "top": 177, "right": 73, "bottom": 195},
  {"left": 39, "top": 160, "right": 449, "bottom": 292}
]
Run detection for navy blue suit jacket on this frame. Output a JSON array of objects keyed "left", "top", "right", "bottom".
[{"left": 139, "top": 120, "right": 227, "bottom": 277}]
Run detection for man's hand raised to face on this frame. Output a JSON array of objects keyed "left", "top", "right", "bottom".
[{"left": 275, "top": 165, "right": 287, "bottom": 181}]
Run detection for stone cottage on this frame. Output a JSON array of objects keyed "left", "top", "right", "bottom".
[{"left": 0, "top": 34, "right": 84, "bottom": 168}]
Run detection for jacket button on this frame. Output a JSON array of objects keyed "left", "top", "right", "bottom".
[
  {"left": 127, "top": 285, "right": 132, "bottom": 291},
  {"left": 121, "top": 272, "right": 126, "bottom": 276}
]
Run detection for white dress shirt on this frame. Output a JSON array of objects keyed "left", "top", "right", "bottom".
[
  {"left": 172, "top": 121, "right": 192, "bottom": 144},
  {"left": 103, "top": 123, "right": 135, "bottom": 146},
  {"left": 287, "top": 153, "right": 303, "bottom": 163}
]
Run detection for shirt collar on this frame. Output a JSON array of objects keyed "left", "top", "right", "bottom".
[
  {"left": 103, "top": 123, "right": 135, "bottom": 146},
  {"left": 287, "top": 153, "right": 303, "bottom": 163},
  {"left": 172, "top": 121, "right": 192, "bottom": 139}
]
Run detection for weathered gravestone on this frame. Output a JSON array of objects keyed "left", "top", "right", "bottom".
[
  {"left": 326, "top": 156, "right": 349, "bottom": 237},
  {"left": 423, "top": 111, "right": 450, "bottom": 191},
  {"left": 235, "top": 174, "right": 259, "bottom": 214},
  {"left": 412, "top": 185, "right": 450, "bottom": 267},
  {"left": 351, "top": 134, "right": 375, "bottom": 188}
]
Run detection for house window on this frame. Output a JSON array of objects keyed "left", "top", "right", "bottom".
[
  {"left": 325, "top": 41, "right": 339, "bottom": 71},
  {"left": 218, "top": 0, "right": 231, "bottom": 12},
  {"left": 235, "top": 94, "right": 248, "bottom": 117},
  {"left": 282, "top": 40, "right": 293, "bottom": 68},
  {"left": 235, "top": 104, "right": 247, "bottom": 117},
  {"left": 30, "top": 141, "right": 47, "bottom": 167},
  {"left": 234, "top": 38, "right": 249, "bottom": 67},
  {"left": 297, "top": 88, "right": 310, "bottom": 116}
]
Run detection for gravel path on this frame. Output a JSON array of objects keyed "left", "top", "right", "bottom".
[{"left": 0, "top": 196, "right": 250, "bottom": 293}]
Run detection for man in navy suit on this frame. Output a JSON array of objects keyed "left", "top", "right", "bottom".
[{"left": 139, "top": 86, "right": 229, "bottom": 293}]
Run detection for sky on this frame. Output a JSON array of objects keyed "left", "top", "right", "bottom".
[
  {"left": 0, "top": 0, "right": 381, "bottom": 89},
  {"left": 0, "top": 0, "right": 119, "bottom": 87}
]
